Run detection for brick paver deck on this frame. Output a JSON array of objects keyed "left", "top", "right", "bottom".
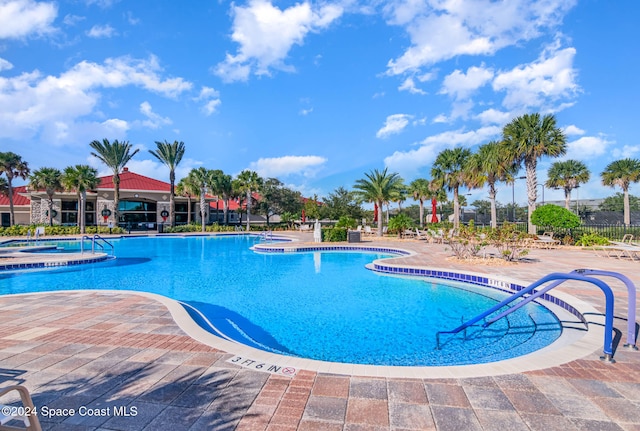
[{"left": 1, "top": 233, "right": 639, "bottom": 430}]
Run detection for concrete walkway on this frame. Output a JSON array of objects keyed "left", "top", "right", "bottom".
[{"left": 0, "top": 233, "right": 639, "bottom": 430}]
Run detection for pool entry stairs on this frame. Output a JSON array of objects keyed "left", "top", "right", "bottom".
[{"left": 436, "top": 269, "right": 638, "bottom": 362}]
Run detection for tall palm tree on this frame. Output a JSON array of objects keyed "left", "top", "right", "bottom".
[
  {"left": 431, "top": 147, "right": 472, "bottom": 229},
  {"left": 408, "top": 178, "right": 431, "bottom": 228},
  {"left": 353, "top": 168, "right": 404, "bottom": 237},
  {"left": 176, "top": 176, "right": 199, "bottom": 224},
  {"left": 149, "top": 140, "right": 186, "bottom": 227},
  {"left": 29, "top": 167, "right": 63, "bottom": 226},
  {"left": 234, "top": 170, "right": 263, "bottom": 231},
  {"left": 62, "top": 165, "right": 99, "bottom": 234},
  {"left": 0, "top": 152, "right": 30, "bottom": 226},
  {"left": 465, "top": 141, "right": 518, "bottom": 228},
  {"left": 187, "top": 167, "right": 210, "bottom": 232},
  {"left": 601, "top": 158, "right": 640, "bottom": 227},
  {"left": 89, "top": 139, "right": 139, "bottom": 226},
  {"left": 208, "top": 169, "right": 233, "bottom": 225},
  {"left": 502, "top": 113, "right": 567, "bottom": 234},
  {"left": 546, "top": 159, "right": 590, "bottom": 211},
  {"left": 390, "top": 181, "right": 408, "bottom": 214}
]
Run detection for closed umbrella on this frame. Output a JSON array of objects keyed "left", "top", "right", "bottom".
[{"left": 431, "top": 198, "right": 438, "bottom": 223}]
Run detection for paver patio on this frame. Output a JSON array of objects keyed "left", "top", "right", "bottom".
[{"left": 0, "top": 233, "right": 639, "bottom": 430}]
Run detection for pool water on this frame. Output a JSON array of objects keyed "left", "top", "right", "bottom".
[{"left": 0, "top": 235, "right": 561, "bottom": 366}]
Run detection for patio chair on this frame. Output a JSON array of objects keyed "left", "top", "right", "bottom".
[
  {"left": 402, "top": 229, "right": 416, "bottom": 239},
  {"left": 428, "top": 229, "right": 444, "bottom": 244},
  {"left": 363, "top": 226, "right": 374, "bottom": 236},
  {"left": 532, "top": 232, "right": 560, "bottom": 249},
  {"left": 0, "top": 385, "right": 41, "bottom": 431},
  {"left": 415, "top": 228, "right": 429, "bottom": 241}
]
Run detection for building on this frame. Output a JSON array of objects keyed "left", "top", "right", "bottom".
[{"left": 0, "top": 168, "right": 241, "bottom": 228}]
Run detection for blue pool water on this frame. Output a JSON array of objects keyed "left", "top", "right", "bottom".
[{"left": 0, "top": 235, "right": 561, "bottom": 366}]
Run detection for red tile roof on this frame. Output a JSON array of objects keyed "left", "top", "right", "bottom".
[
  {"left": 98, "top": 168, "right": 171, "bottom": 192},
  {"left": 0, "top": 185, "right": 30, "bottom": 206}
]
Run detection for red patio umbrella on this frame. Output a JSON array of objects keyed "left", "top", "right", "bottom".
[
  {"left": 373, "top": 203, "right": 378, "bottom": 223},
  {"left": 430, "top": 198, "right": 438, "bottom": 223},
  {"left": 301, "top": 209, "right": 306, "bottom": 223}
]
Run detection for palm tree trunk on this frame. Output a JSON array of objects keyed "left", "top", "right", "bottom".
[
  {"left": 80, "top": 191, "right": 86, "bottom": 234},
  {"left": 169, "top": 171, "right": 176, "bottom": 227},
  {"left": 624, "top": 187, "right": 631, "bottom": 226},
  {"left": 377, "top": 199, "right": 384, "bottom": 237},
  {"left": 525, "top": 160, "right": 537, "bottom": 234},
  {"left": 48, "top": 196, "right": 54, "bottom": 227},
  {"left": 187, "top": 195, "right": 192, "bottom": 224},
  {"left": 488, "top": 182, "right": 497, "bottom": 229},
  {"left": 200, "top": 188, "right": 206, "bottom": 232},
  {"left": 453, "top": 187, "right": 460, "bottom": 229},
  {"left": 245, "top": 190, "right": 251, "bottom": 232},
  {"left": 7, "top": 176, "right": 14, "bottom": 226},
  {"left": 564, "top": 189, "right": 571, "bottom": 210},
  {"left": 419, "top": 199, "right": 424, "bottom": 228},
  {"left": 223, "top": 198, "right": 229, "bottom": 225},
  {"left": 113, "top": 174, "right": 120, "bottom": 227}
]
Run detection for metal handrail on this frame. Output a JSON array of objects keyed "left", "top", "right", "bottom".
[
  {"left": 436, "top": 272, "right": 617, "bottom": 361},
  {"left": 80, "top": 234, "right": 115, "bottom": 256}
]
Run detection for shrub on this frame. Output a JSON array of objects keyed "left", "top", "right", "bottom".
[
  {"left": 387, "top": 213, "right": 414, "bottom": 237},
  {"left": 531, "top": 204, "right": 581, "bottom": 230},
  {"left": 322, "top": 227, "right": 347, "bottom": 242},
  {"left": 575, "top": 233, "right": 610, "bottom": 247},
  {"left": 487, "top": 222, "right": 529, "bottom": 261},
  {"left": 335, "top": 216, "right": 357, "bottom": 230}
]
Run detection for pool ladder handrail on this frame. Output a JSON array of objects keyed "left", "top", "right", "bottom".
[
  {"left": 80, "top": 234, "right": 115, "bottom": 256},
  {"left": 483, "top": 269, "right": 637, "bottom": 351},
  {"left": 260, "top": 230, "right": 273, "bottom": 243},
  {"left": 435, "top": 271, "right": 619, "bottom": 362}
]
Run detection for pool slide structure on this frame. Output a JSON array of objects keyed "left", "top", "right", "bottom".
[{"left": 436, "top": 269, "right": 638, "bottom": 362}]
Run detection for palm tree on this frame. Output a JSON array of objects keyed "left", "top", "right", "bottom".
[
  {"left": 431, "top": 147, "right": 472, "bottom": 229},
  {"left": 546, "top": 159, "right": 590, "bottom": 211},
  {"left": 149, "top": 140, "right": 186, "bottom": 227},
  {"left": 465, "top": 141, "right": 518, "bottom": 228},
  {"left": 0, "top": 152, "right": 30, "bottom": 226},
  {"left": 89, "top": 139, "right": 139, "bottom": 225},
  {"left": 29, "top": 167, "right": 63, "bottom": 226},
  {"left": 408, "top": 178, "right": 431, "bottom": 228},
  {"left": 234, "top": 170, "right": 263, "bottom": 231},
  {"left": 390, "top": 181, "right": 408, "bottom": 214},
  {"left": 62, "top": 165, "right": 99, "bottom": 234},
  {"left": 502, "top": 113, "right": 567, "bottom": 234},
  {"left": 176, "top": 176, "right": 199, "bottom": 224},
  {"left": 601, "top": 158, "right": 640, "bottom": 227},
  {"left": 353, "top": 168, "right": 404, "bottom": 237},
  {"left": 187, "top": 167, "right": 210, "bottom": 232},
  {"left": 0, "top": 177, "right": 8, "bottom": 197},
  {"left": 208, "top": 170, "right": 233, "bottom": 225}
]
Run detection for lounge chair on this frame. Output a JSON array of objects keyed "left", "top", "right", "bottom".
[
  {"left": 595, "top": 235, "right": 640, "bottom": 260},
  {"left": 363, "top": 226, "right": 374, "bottom": 236},
  {"left": 0, "top": 385, "right": 41, "bottom": 431},
  {"left": 415, "top": 228, "right": 429, "bottom": 241},
  {"left": 402, "top": 229, "right": 416, "bottom": 239},
  {"left": 428, "top": 229, "right": 444, "bottom": 244},
  {"left": 532, "top": 232, "right": 560, "bottom": 249}
]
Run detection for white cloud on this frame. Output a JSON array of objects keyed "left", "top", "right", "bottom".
[
  {"left": 194, "top": 86, "right": 221, "bottom": 116},
  {"left": 376, "top": 114, "right": 413, "bottom": 138},
  {"left": 398, "top": 77, "right": 426, "bottom": 95},
  {"left": 385, "top": 0, "right": 576, "bottom": 75},
  {"left": 214, "top": 0, "right": 343, "bottom": 82},
  {"left": 63, "top": 14, "right": 85, "bottom": 26},
  {"left": 249, "top": 155, "right": 327, "bottom": 178},
  {"left": 139, "top": 101, "right": 171, "bottom": 129},
  {"left": 0, "top": 58, "right": 14, "bottom": 71},
  {"left": 0, "top": 55, "right": 192, "bottom": 143},
  {"left": 440, "top": 65, "right": 493, "bottom": 100},
  {"left": 384, "top": 126, "right": 501, "bottom": 176},
  {"left": 565, "top": 135, "right": 612, "bottom": 160},
  {"left": 493, "top": 42, "right": 579, "bottom": 110},
  {"left": 87, "top": 24, "right": 117, "bottom": 38},
  {"left": 612, "top": 145, "right": 640, "bottom": 160},
  {"left": 563, "top": 124, "right": 585, "bottom": 136},
  {"left": 299, "top": 107, "right": 313, "bottom": 116},
  {"left": 0, "top": 0, "right": 57, "bottom": 39},
  {"left": 475, "top": 108, "right": 511, "bottom": 125}
]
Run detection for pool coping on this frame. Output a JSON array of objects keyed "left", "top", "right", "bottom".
[{"left": 0, "top": 237, "right": 608, "bottom": 378}]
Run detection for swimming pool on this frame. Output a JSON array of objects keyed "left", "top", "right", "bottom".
[{"left": 0, "top": 235, "right": 562, "bottom": 366}]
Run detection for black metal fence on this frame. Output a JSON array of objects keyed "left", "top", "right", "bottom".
[{"left": 467, "top": 221, "right": 640, "bottom": 240}]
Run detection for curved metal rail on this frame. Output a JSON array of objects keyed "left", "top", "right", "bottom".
[
  {"left": 436, "top": 272, "right": 617, "bottom": 361},
  {"left": 80, "top": 234, "right": 115, "bottom": 256}
]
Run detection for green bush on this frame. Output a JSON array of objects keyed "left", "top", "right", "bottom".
[
  {"left": 387, "top": 213, "right": 414, "bottom": 237},
  {"left": 322, "top": 227, "right": 347, "bottom": 242},
  {"left": 335, "top": 216, "right": 357, "bottom": 230},
  {"left": 575, "top": 233, "right": 610, "bottom": 246},
  {"left": 531, "top": 204, "right": 581, "bottom": 230}
]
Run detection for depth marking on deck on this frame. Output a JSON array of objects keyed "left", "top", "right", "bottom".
[{"left": 226, "top": 355, "right": 298, "bottom": 377}]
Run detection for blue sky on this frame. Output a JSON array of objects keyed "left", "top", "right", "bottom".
[{"left": 1, "top": 0, "right": 638, "bottom": 206}]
